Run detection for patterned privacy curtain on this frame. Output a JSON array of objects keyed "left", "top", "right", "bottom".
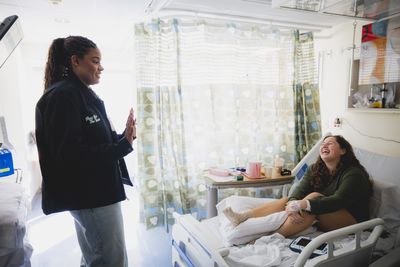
[
  {"left": 293, "top": 31, "right": 321, "bottom": 161},
  {"left": 135, "top": 18, "right": 315, "bottom": 229}
]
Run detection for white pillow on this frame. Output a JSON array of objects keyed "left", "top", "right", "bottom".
[
  {"left": 216, "top": 196, "right": 288, "bottom": 246},
  {"left": 370, "top": 179, "right": 400, "bottom": 233}
]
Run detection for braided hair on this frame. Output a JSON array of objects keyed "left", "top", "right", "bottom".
[{"left": 43, "top": 36, "right": 97, "bottom": 92}]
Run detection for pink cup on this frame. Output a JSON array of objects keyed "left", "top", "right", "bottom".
[{"left": 247, "top": 161, "right": 262, "bottom": 178}]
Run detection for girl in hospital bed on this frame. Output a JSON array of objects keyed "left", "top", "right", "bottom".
[{"left": 223, "top": 135, "right": 372, "bottom": 237}]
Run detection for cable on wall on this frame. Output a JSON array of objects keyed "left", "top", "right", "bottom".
[
  {"left": 342, "top": 118, "right": 400, "bottom": 144},
  {"left": 14, "top": 168, "right": 23, "bottom": 183}
]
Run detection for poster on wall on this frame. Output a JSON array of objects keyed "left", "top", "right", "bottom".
[{"left": 359, "top": 16, "right": 400, "bottom": 85}]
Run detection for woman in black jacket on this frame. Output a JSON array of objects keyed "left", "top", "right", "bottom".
[{"left": 35, "top": 36, "right": 136, "bottom": 267}]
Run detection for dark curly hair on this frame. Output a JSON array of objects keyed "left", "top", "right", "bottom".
[
  {"left": 310, "top": 135, "right": 369, "bottom": 189},
  {"left": 43, "top": 36, "right": 97, "bottom": 92}
]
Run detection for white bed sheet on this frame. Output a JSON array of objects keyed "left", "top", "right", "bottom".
[
  {"left": 201, "top": 214, "right": 394, "bottom": 267},
  {"left": 0, "top": 182, "right": 32, "bottom": 267},
  {"left": 202, "top": 216, "right": 298, "bottom": 267}
]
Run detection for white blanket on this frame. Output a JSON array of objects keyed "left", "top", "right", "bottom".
[
  {"left": 217, "top": 195, "right": 318, "bottom": 246},
  {"left": 0, "top": 182, "right": 32, "bottom": 267},
  {"left": 216, "top": 196, "right": 289, "bottom": 246},
  {"left": 225, "top": 233, "right": 299, "bottom": 267}
]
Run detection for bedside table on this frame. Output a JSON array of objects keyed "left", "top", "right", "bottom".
[{"left": 203, "top": 173, "right": 294, "bottom": 218}]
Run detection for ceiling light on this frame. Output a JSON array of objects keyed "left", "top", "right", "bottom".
[
  {"left": 49, "top": 0, "right": 63, "bottom": 5},
  {"left": 54, "top": 17, "right": 70, "bottom": 24}
]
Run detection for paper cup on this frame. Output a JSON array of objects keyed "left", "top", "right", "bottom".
[
  {"left": 272, "top": 166, "right": 282, "bottom": 178},
  {"left": 264, "top": 166, "right": 273, "bottom": 178}
]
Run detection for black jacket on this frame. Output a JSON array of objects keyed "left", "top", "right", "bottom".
[{"left": 35, "top": 74, "right": 133, "bottom": 214}]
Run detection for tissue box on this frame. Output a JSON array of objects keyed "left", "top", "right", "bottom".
[{"left": 0, "top": 149, "right": 14, "bottom": 177}]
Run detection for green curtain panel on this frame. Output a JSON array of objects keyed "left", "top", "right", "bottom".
[{"left": 293, "top": 31, "right": 322, "bottom": 162}]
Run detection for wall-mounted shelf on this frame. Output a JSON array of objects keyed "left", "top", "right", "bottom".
[
  {"left": 348, "top": 59, "right": 400, "bottom": 112},
  {"left": 273, "top": 0, "right": 400, "bottom": 21},
  {"left": 346, "top": 107, "right": 400, "bottom": 114}
]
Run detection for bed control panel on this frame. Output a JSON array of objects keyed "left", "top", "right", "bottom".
[{"left": 289, "top": 236, "right": 328, "bottom": 258}]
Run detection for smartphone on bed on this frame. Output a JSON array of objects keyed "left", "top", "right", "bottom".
[{"left": 289, "top": 236, "right": 328, "bottom": 258}]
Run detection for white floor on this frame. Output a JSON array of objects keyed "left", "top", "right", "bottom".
[{"left": 26, "top": 186, "right": 172, "bottom": 267}]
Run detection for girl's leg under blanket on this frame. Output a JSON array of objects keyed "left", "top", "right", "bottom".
[{"left": 223, "top": 197, "right": 289, "bottom": 226}]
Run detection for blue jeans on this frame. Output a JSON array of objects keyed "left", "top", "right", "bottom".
[{"left": 70, "top": 202, "right": 128, "bottom": 267}]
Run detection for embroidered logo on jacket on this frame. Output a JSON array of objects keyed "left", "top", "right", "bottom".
[{"left": 85, "top": 115, "right": 101, "bottom": 124}]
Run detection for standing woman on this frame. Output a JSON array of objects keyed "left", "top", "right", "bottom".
[{"left": 35, "top": 36, "right": 136, "bottom": 267}]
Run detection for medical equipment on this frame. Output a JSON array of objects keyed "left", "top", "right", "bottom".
[
  {"left": 0, "top": 114, "right": 30, "bottom": 265},
  {"left": 289, "top": 236, "right": 327, "bottom": 258},
  {"left": 0, "top": 116, "right": 15, "bottom": 178},
  {"left": 0, "top": 148, "right": 14, "bottom": 177},
  {"left": 0, "top": 15, "right": 23, "bottom": 69},
  {"left": 0, "top": 183, "right": 32, "bottom": 267}
]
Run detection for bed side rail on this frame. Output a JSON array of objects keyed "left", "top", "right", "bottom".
[
  {"left": 173, "top": 212, "right": 229, "bottom": 267},
  {"left": 294, "top": 218, "right": 384, "bottom": 267}
]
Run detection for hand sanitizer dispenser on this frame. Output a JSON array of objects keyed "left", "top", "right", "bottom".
[
  {"left": 0, "top": 116, "right": 15, "bottom": 178},
  {"left": 0, "top": 148, "right": 14, "bottom": 177}
]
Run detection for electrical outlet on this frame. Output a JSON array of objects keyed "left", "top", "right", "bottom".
[{"left": 333, "top": 117, "right": 341, "bottom": 128}]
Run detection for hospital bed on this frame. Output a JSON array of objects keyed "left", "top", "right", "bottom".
[
  {"left": 171, "top": 135, "right": 400, "bottom": 267},
  {"left": 0, "top": 182, "right": 32, "bottom": 267}
]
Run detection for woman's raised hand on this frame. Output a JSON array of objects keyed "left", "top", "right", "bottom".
[{"left": 124, "top": 108, "right": 136, "bottom": 144}]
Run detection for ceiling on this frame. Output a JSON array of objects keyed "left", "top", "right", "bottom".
[
  {"left": 0, "top": 0, "right": 150, "bottom": 49},
  {"left": 146, "top": 0, "right": 363, "bottom": 31},
  {"left": 1, "top": 0, "right": 392, "bottom": 52}
]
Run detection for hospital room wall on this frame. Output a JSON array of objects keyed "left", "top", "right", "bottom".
[
  {"left": 0, "top": 43, "right": 59, "bottom": 196},
  {"left": 315, "top": 21, "right": 400, "bottom": 157},
  {"left": 0, "top": 47, "right": 34, "bottom": 190}
]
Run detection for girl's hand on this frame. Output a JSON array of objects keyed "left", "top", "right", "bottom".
[
  {"left": 285, "top": 200, "right": 302, "bottom": 213},
  {"left": 288, "top": 212, "right": 305, "bottom": 224},
  {"left": 285, "top": 200, "right": 306, "bottom": 224}
]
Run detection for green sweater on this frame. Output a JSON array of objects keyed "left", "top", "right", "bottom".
[{"left": 289, "top": 165, "right": 371, "bottom": 222}]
